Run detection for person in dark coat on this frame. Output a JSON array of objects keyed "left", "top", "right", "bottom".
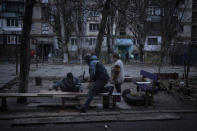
[
  {"left": 49, "top": 72, "right": 82, "bottom": 92},
  {"left": 77, "top": 54, "right": 113, "bottom": 113}
]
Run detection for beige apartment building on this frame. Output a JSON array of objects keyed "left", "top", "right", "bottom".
[
  {"left": 31, "top": 0, "right": 55, "bottom": 60},
  {"left": 0, "top": 0, "right": 196, "bottom": 64}
]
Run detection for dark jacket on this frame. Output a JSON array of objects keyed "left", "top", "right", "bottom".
[
  {"left": 53, "top": 77, "right": 82, "bottom": 92},
  {"left": 88, "top": 55, "right": 109, "bottom": 82}
]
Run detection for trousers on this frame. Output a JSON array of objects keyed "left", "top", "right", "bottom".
[{"left": 84, "top": 80, "right": 109, "bottom": 108}]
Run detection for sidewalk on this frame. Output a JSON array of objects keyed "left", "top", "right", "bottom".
[
  {"left": 0, "top": 64, "right": 18, "bottom": 89},
  {"left": 0, "top": 63, "right": 197, "bottom": 128}
]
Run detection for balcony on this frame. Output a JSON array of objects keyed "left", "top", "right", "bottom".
[
  {"left": 0, "top": 12, "right": 23, "bottom": 18},
  {"left": 1, "top": 0, "right": 24, "bottom": 3},
  {"left": 147, "top": 15, "right": 161, "bottom": 22},
  {"left": 1, "top": 1, "right": 24, "bottom": 13}
]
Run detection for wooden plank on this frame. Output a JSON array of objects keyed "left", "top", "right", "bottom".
[
  {"left": 99, "top": 93, "right": 109, "bottom": 96},
  {"left": 38, "top": 91, "right": 88, "bottom": 97},
  {"left": 53, "top": 95, "right": 77, "bottom": 98},
  {"left": 136, "top": 82, "right": 151, "bottom": 84},
  {"left": 98, "top": 93, "right": 120, "bottom": 96},
  {"left": 111, "top": 93, "right": 121, "bottom": 96},
  {"left": 39, "top": 90, "right": 119, "bottom": 97},
  {"left": 12, "top": 113, "right": 180, "bottom": 125},
  {"left": 37, "top": 102, "right": 80, "bottom": 107},
  {"left": 0, "top": 93, "right": 39, "bottom": 97}
]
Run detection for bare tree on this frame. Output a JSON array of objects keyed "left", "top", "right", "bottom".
[
  {"left": 44, "top": 0, "right": 75, "bottom": 63},
  {"left": 17, "top": 0, "right": 35, "bottom": 103},
  {"left": 125, "top": 0, "right": 149, "bottom": 62},
  {"left": 95, "top": 0, "right": 112, "bottom": 57},
  {"left": 73, "top": 0, "right": 85, "bottom": 64},
  {"left": 157, "top": 0, "right": 186, "bottom": 71},
  {"left": 183, "top": 42, "right": 193, "bottom": 88},
  {"left": 106, "top": 1, "right": 116, "bottom": 63},
  {"left": 111, "top": 0, "right": 149, "bottom": 62}
]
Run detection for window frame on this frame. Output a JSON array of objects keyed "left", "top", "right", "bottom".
[
  {"left": 7, "top": 19, "right": 19, "bottom": 27},
  {"left": 147, "top": 38, "right": 158, "bottom": 45},
  {"left": 89, "top": 23, "right": 99, "bottom": 32}
]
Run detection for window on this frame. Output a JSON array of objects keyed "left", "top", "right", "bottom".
[
  {"left": 155, "top": 7, "right": 161, "bottom": 15},
  {"left": 148, "top": 38, "right": 158, "bottom": 45},
  {"left": 0, "top": 20, "right": 2, "bottom": 27},
  {"left": 31, "top": 23, "right": 36, "bottom": 31},
  {"left": 89, "top": 23, "right": 99, "bottom": 32},
  {"left": 192, "top": 12, "right": 197, "bottom": 22},
  {"left": 89, "top": 11, "right": 100, "bottom": 17},
  {"left": 42, "top": 7, "right": 49, "bottom": 20},
  {"left": 179, "top": 25, "right": 184, "bottom": 32},
  {"left": 7, "top": 35, "right": 16, "bottom": 44},
  {"left": 119, "top": 24, "right": 126, "bottom": 36},
  {"left": 7, "top": 19, "right": 18, "bottom": 27},
  {"left": 41, "top": 0, "right": 48, "bottom": 3},
  {"left": 4, "top": 3, "right": 20, "bottom": 12},
  {"left": 41, "top": 23, "right": 49, "bottom": 34},
  {"left": 89, "top": 38, "right": 96, "bottom": 45},
  {"left": 71, "top": 38, "right": 77, "bottom": 46},
  {"left": 0, "top": 35, "right": 3, "bottom": 45},
  {"left": 147, "top": 7, "right": 161, "bottom": 16},
  {"left": 192, "top": 26, "right": 197, "bottom": 36}
]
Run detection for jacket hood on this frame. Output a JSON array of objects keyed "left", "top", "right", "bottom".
[{"left": 90, "top": 55, "right": 98, "bottom": 61}]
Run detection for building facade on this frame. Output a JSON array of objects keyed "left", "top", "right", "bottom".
[
  {"left": 0, "top": 0, "right": 196, "bottom": 64},
  {"left": 0, "top": 0, "right": 25, "bottom": 61}
]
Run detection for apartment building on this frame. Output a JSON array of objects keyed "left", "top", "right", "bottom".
[
  {"left": 69, "top": 0, "right": 134, "bottom": 61},
  {"left": 0, "top": 0, "right": 195, "bottom": 64},
  {"left": 192, "top": 0, "right": 197, "bottom": 42},
  {"left": 143, "top": 0, "right": 194, "bottom": 64},
  {"left": 31, "top": 0, "right": 55, "bottom": 60},
  {"left": 0, "top": 0, "right": 24, "bottom": 61}
]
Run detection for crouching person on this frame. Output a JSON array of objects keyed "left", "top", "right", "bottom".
[
  {"left": 49, "top": 72, "right": 83, "bottom": 92},
  {"left": 76, "top": 54, "right": 113, "bottom": 113}
]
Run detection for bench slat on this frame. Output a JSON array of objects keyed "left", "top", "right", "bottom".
[
  {"left": 136, "top": 82, "right": 151, "bottom": 84},
  {"left": 0, "top": 93, "right": 39, "bottom": 97}
]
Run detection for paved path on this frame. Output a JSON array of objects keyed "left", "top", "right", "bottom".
[{"left": 0, "top": 64, "right": 18, "bottom": 89}]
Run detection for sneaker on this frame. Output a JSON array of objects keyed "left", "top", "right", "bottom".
[
  {"left": 109, "top": 86, "right": 114, "bottom": 95},
  {"left": 76, "top": 105, "right": 87, "bottom": 113}
]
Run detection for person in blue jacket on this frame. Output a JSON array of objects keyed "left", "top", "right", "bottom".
[{"left": 77, "top": 54, "right": 113, "bottom": 113}]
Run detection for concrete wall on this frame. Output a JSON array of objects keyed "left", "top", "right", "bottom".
[
  {"left": 31, "top": 22, "right": 41, "bottom": 35},
  {"left": 33, "top": 6, "right": 41, "bottom": 19}
]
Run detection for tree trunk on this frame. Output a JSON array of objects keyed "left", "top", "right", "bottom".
[
  {"left": 17, "top": 0, "right": 35, "bottom": 103},
  {"left": 139, "top": 39, "right": 144, "bottom": 62},
  {"left": 59, "top": 2, "right": 68, "bottom": 63},
  {"left": 95, "top": 0, "right": 112, "bottom": 57},
  {"left": 106, "top": 21, "right": 111, "bottom": 64},
  {"left": 75, "top": 16, "right": 82, "bottom": 64}
]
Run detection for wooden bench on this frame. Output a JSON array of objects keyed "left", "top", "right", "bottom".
[
  {"left": 39, "top": 91, "right": 121, "bottom": 109},
  {"left": 135, "top": 70, "right": 159, "bottom": 105},
  {"left": 0, "top": 91, "right": 121, "bottom": 110},
  {"left": 0, "top": 93, "right": 47, "bottom": 111}
]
